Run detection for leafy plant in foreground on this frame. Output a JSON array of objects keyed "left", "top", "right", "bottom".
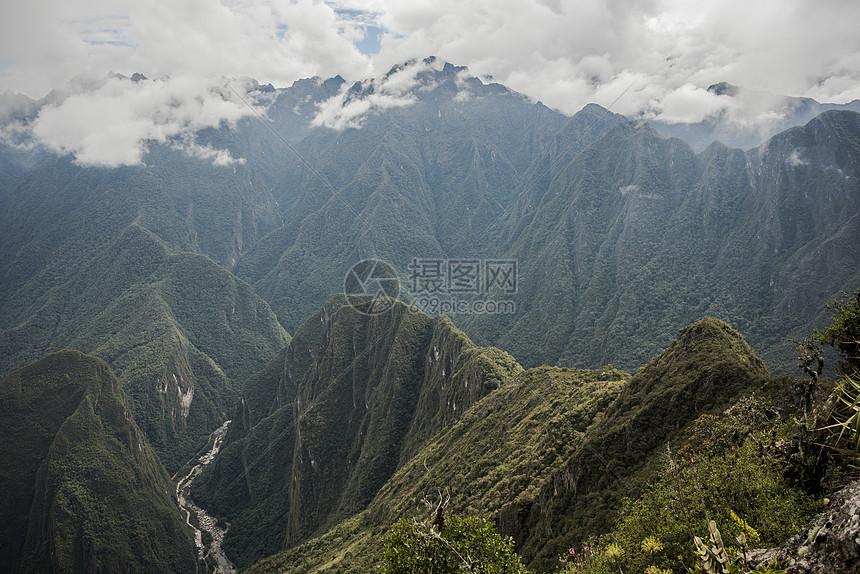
[
  {"left": 558, "top": 396, "right": 821, "bottom": 574},
  {"left": 378, "top": 493, "right": 530, "bottom": 574},
  {"left": 816, "top": 289, "right": 860, "bottom": 460},
  {"left": 817, "top": 289, "right": 860, "bottom": 373},
  {"left": 823, "top": 350, "right": 860, "bottom": 459}
]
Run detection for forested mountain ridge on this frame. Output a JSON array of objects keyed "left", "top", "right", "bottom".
[
  {"left": 0, "top": 350, "right": 198, "bottom": 573},
  {"left": 223, "top": 307, "right": 774, "bottom": 573},
  {"left": 463, "top": 109, "right": 860, "bottom": 370},
  {"left": 0, "top": 220, "right": 289, "bottom": 470},
  {"left": 233, "top": 60, "right": 614, "bottom": 332},
  {"left": 237, "top": 65, "right": 859, "bottom": 372},
  {"left": 2, "top": 59, "right": 857, "bottom": 379},
  {"left": 0, "top": 58, "right": 857, "bottom": 573},
  {"left": 192, "top": 296, "right": 521, "bottom": 569}
]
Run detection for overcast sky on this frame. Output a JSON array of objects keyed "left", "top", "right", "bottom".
[{"left": 2, "top": 0, "right": 859, "bottom": 166}]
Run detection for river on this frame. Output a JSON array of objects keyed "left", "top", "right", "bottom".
[{"left": 176, "top": 420, "right": 236, "bottom": 574}]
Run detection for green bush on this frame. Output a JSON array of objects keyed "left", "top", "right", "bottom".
[
  {"left": 559, "top": 396, "right": 821, "bottom": 574},
  {"left": 379, "top": 508, "right": 530, "bottom": 574},
  {"left": 817, "top": 288, "right": 860, "bottom": 458}
]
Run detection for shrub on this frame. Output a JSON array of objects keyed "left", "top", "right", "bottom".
[
  {"left": 559, "top": 397, "right": 821, "bottom": 574},
  {"left": 378, "top": 499, "right": 530, "bottom": 574}
]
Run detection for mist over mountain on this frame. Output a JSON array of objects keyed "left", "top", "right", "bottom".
[
  {"left": 647, "top": 81, "right": 860, "bottom": 151},
  {"left": 0, "top": 57, "right": 858, "bottom": 572},
  {"left": 464, "top": 107, "right": 860, "bottom": 370},
  {"left": 2, "top": 58, "right": 858, "bottom": 374}
]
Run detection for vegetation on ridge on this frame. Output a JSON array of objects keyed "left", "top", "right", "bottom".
[
  {"left": 236, "top": 315, "right": 782, "bottom": 574},
  {"left": 0, "top": 69, "right": 858, "bottom": 573},
  {"left": 193, "top": 297, "right": 521, "bottom": 570},
  {"left": 1, "top": 223, "right": 289, "bottom": 471},
  {"left": 0, "top": 350, "right": 198, "bottom": 573}
]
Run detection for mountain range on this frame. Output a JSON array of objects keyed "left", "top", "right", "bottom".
[
  {"left": 3, "top": 58, "right": 858, "bottom": 376},
  {"left": 196, "top": 304, "right": 777, "bottom": 573},
  {"left": 0, "top": 57, "right": 858, "bottom": 572}
]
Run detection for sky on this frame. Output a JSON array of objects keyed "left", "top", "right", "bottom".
[{"left": 2, "top": 0, "right": 859, "bottom": 166}]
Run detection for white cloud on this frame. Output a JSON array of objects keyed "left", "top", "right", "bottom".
[
  {"left": 1, "top": 0, "right": 859, "bottom": 152},
  {"left": 179, "top": 139, "right": 247, "bottom": 167},
  {"left": 362, "top": 0, "right": 860, "bottom": 120},
  {"left": 647, "top": 83, "right": 731, "bottom": 124},
  {"left": 28, "top": 75, "right": 258, "bottom": 167},
  {"left": 311, "top": 57, "right": 444, "bottom": 129},
  {"left": 0, "top": 0, "right": 372, "bottom": 99}
]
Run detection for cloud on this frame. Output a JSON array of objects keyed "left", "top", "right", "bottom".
[
  {"left": 28, "top": 74, "right": 257, "bottom": 167},
  {"left": 1, "top": 0, "right": 859, "bottom": 143},
  {"left": 0, "top": 0, "right": 372, "bottom": 99},
  {"left": 361, "top": 0, "right": 860, "bottom": 122},
  {"left": 646, "top": 83, "right": 731, "bottom": 124},
  {"left": 311, "top": 57, "right": 445, "bottom": 129},
  {"left": 180, "top": 140, "right": 247, "bottom": 167}
]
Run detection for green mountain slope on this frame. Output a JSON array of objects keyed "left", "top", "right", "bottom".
[
  {"left": 0, "top": 223, "right": 289, "bottom": 470},
  {"left": 463, "top": 110, "right": 860, "bottom": 372},
  {"left": 0, "top": 350, "right": 198, "bottom": 573},
  {"left": 707, "top": 110, "right": 860, "bottom": 360},
  {"left": 239, "top": 317, "right": 772, "bottom": 573},
  {"left": 191, "top": 297, "right": 521, "bottom": 569},
  {"left": 464, "top": 119, "right": 706, "bottom": 368},
  {"left": 517, "top": 317, "right": 771, "bottom": 569},
  {"left": 234, "top": 61, "right": 619, "bottom": 333},
  {"left": 4, "top": 62, "right": 856, "bottom": 378}
]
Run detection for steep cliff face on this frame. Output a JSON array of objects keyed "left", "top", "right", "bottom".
[
  {"left": 0, "top": 350, "right": 198, "bottom": 573},
  {"left": 239, "top": 317, "right": 773, "bottom": 574},
  {"left": 463, "top": 110, "right": 860, "bottom": 372},
  {"left": 234, "top": 65, "right": 618, "bottom": 335},
  {"left": 709, "top": 110, "right": 860, "bottom": 352},
  {"left": 193, "top": 297, "right": 521, "bottom": 569}
]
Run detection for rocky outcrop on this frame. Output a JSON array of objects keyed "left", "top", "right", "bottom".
[{"left": 751, "top": 480, "right": 860, "bottom": 573}]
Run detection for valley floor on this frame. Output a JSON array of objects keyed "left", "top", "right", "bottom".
[{"left": 177, "top": 421, "right": 236, "bottom": 574}]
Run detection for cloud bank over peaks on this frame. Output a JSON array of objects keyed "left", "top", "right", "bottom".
[
  {"left": 19, "top": 74, "right": 266, "bottom": 168},
  {"left": 312, "top": 56, "right": 463, "bottom": 129}
]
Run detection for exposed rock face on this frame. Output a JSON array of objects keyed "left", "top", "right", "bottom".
[
  {"left": 751, "top": 480, "right": 860, "bottom": 573},
  {"left": 192, "top": 297, "right": 521, "bottom": 570}
]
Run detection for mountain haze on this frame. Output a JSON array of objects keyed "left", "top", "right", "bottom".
[
  {"left": 465, "top": 109, "right": 860, "bottom": 370},
  {"left": 649, "top": 82, "right": 860, "bottom": 152},
  {"left": 2, "top": 59, "right": 857, "bottom": 378},
  {"left": 0, "top": 58, "right": 858, "bottom": 573}
]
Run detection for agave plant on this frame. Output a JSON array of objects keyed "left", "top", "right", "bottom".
[{"left": 828, "top": 352, "right": 860, "bottom": 458}]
